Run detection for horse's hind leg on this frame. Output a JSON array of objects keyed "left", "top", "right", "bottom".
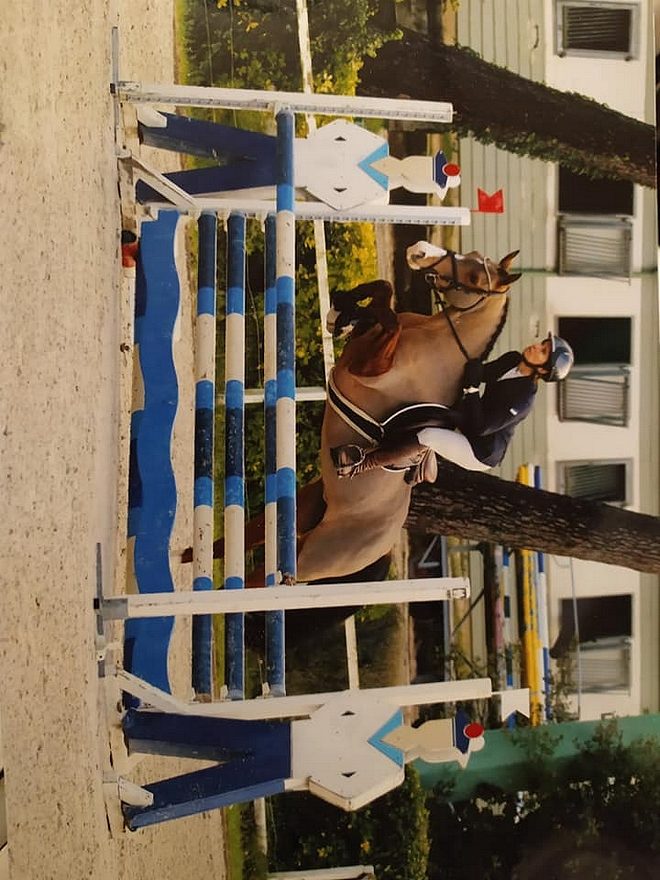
[{"left": 296, "top": 512, "right": 403, "bottom": 584}]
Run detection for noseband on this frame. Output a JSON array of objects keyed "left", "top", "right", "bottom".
[{"left": 424, "top": 250, "right": 495, "bottom": 312}]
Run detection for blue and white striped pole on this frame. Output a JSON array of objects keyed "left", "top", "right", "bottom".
[
  {"left": 264, "top": 214, "right": 278, "bottom": 590},
  {"left": 224, "top": 212, "right": 246, "bottom": 699},
  {"left": 192, "top": 212, "right": 217, "bottom": 697},
  {"left": 275, "top": 110, "right": 297, "bottom": 590},
  {"left": 264, "top": 214, "right": 286, "bottom": 695},
  {"left": 502, "top": 546, "right": 517, "bottom": 729},
  {"left": 266, "top": 109, "right": 295, "bottom": 697}
]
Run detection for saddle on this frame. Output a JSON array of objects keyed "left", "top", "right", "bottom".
[
  {"left": 327, "top": 371, "right": 462, "bottom": 485},
  {"left": 380, "top": 406, "right": 460, "bottom": 485},
  {"left": 381, "top": 402, "right": 461, "bottom": 440}
]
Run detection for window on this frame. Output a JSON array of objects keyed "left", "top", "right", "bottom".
[
  {"left": 556, "top": 317, "right": 631, "bottom": 425},
  {"left": 558, "top": 366, "right": 630, "bottom": 425},
  {"left": 557, "top": 317, "right": 631, "bottom": 365},
  {"left": 557, "top": 169, "right": 634, "bottom": 277},
  {"left": 558, "top": 216, "right": 632, "bottom": 277},
  {"left": 556, "top": 1, "right": 639, "bottom": 60},
  {"left": 558, "top": 169, "right": 634, "bottom": 216},
  {"left": 557, "top": 459, "right": 631, "bottom": 505},
  {"left": 551, "top": 595, "right": 632, "bottom": 693}
]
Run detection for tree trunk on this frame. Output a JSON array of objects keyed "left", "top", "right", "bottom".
[
  {"left": 405, "top": 461, "right": 660, "bottom": 574},
  {"left": 358, "top": 31, "right": 655, "bottom": 188}
]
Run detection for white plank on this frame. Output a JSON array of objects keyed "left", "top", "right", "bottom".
[
  {"left": 115, "top": 81, "right": 453, "bottom": 122},
  {"left": 116, "top": 671, "right": 493, "bottom": 719},
  {"left": 101, "top": 577, "right": 469, "bottom": 619}
]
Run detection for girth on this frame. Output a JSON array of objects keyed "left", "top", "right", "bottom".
[{"left": 327, "top": 369, "right": 459, "bottom": 446}]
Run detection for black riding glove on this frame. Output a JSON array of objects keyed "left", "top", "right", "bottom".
[{"left": 463, "top": 358, "right": 483, "bottom": 390}]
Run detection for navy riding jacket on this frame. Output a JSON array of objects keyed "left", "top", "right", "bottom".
[{"left": 457, "top": 351, "right": 537, "bottom": 467}]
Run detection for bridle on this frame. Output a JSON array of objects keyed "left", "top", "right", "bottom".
[
  {"left": 423, "top": 250, "right": 501, "bottom": 361},
  {"left": 424, "top": 250, "right": 497, "bottom": 312}
]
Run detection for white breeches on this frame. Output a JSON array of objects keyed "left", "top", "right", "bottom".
[{"left": 416, "top": 427, "right": 491, "bottom": 472}]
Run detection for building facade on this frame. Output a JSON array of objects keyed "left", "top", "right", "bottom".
[{"left": 449, "top": 0, "right": 658, "bottom": 719}]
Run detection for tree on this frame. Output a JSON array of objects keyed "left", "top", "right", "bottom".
[
  {"left": 405, "top": 460, "right": 660, "bottom": 574},
  {"left": 358, "top": 30, "right": 655, "bottom": 188},
  {"left": 427, "top": 720, "right": 660, "bottom": 879}
]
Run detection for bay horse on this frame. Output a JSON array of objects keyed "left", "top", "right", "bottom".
[{"left": 193, "top": 241, "right": 522, "bottom": 585}]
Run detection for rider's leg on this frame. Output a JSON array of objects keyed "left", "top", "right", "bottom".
[
  {"left": 416, "top": 427, "right": 491, "bottom": 472},
  {"left": 332, "top": 427, "right": 492, "bottom": 478},
  {"left": 332, "top": 434, "right": 427, "bottom": 478}
]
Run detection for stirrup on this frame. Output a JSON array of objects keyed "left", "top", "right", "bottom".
[{"left": 331, "top": 444, "right": 366, "bottom": 476}]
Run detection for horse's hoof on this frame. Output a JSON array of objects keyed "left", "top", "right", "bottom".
[{"left": 280, "top": 573, "right": 296, "bottom": 586}]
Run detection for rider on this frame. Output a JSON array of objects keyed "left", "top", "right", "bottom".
[{"left": 332, "top": 332, "right": 574, "bottom": 482}]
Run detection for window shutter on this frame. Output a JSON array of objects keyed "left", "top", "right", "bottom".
[
  {"left": 557, "top": 2, "right": 637, "bottom": 59},
  {"left": 579, "top": 637, "right": 632, "bottom": 692},
  {"left": 558, "top": 216, "right": 632, "bottom": 277},
  {"left": 560, "top": 461, "right": 628, "bottom": 504},
  {"left": 558, "top": 367, "right": 630, "bottom": 426}
]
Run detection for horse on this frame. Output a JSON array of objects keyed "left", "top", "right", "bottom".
[
  {"left": 292, "top": 240, "right": 521, "bottom": 583},
  {"left": 190, "top": 241, "right": 521, "bottom": 585}
]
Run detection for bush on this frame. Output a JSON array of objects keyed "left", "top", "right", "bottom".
[{"left": 269, "top": 766, "right": 430, "bottom": 880}]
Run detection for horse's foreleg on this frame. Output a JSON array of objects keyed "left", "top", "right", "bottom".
[
  {"left": 180, "top": 477, "right": 326, "bottom": 563},
  {"left": 347, "top": 324, "right": 401, "bottom": 377},
  {"left": 340, "top": 279, "right": 401, "bottom": 377}
]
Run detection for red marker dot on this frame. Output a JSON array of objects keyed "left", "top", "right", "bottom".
[
  {"left": 443, "top": 163, "right": 460, "bottom": 177},
  {"left": 464, "top": 722, "right": 484, "bottom": 739}
]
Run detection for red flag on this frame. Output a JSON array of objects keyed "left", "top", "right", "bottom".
[{"left": 477, "top": 188, "right": 504, "bottom": 213}]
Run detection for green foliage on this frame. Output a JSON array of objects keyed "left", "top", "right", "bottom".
[
  {"left": 427, "top": 720, "right": 660, "bottom": 879},
  {"left": 269, "top": 767, "right": 430, "bottom": 879},
  {"left": 284, "top": 605, "right": 405, "bottom": 695},
  {"left": 181, "top": 0, "right": 400, "bottom": 104},
  {"left": 225, "top": 803, "right": 269, "bottom": 880}
]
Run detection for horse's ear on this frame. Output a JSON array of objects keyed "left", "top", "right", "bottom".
[
  {"left": 502, "top": 271, "right": 522, "bottom": 286},
  {"left": 499, "top": 250, "right": 520, "bottom": 270}
]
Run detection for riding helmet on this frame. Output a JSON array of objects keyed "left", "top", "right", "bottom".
[{"left": 541, "top": 332, "right": 574, "bottom": 382}]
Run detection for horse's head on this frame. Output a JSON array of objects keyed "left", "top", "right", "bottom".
[{"left": 406, "top": 241, "right": 522, "bottom": 312}]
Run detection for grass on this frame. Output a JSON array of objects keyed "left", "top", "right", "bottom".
[
  {"left": 173, "top": 0, "right": 191, "bottom": 84},
  {"left": 224, "top": 805, "right": 244, "bottom": 879},
  {"left": 224, "top": 803, "right": 269, "bottom": 880}
]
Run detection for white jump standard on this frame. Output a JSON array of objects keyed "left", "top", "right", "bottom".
[{"left": 118, "top": 679, "right": 530, "bottom": 828}]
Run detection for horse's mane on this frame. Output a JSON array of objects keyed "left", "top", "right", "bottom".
[{"left": 481, "top": 297, "right": 509, "bottom": 360}]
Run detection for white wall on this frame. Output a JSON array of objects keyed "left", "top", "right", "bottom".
[
  {"left": 544, "top": 276, "right": 643, "bottom": 507},
  {"left": 544, "top": 0, "right": 652, "bottom": 120}
]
